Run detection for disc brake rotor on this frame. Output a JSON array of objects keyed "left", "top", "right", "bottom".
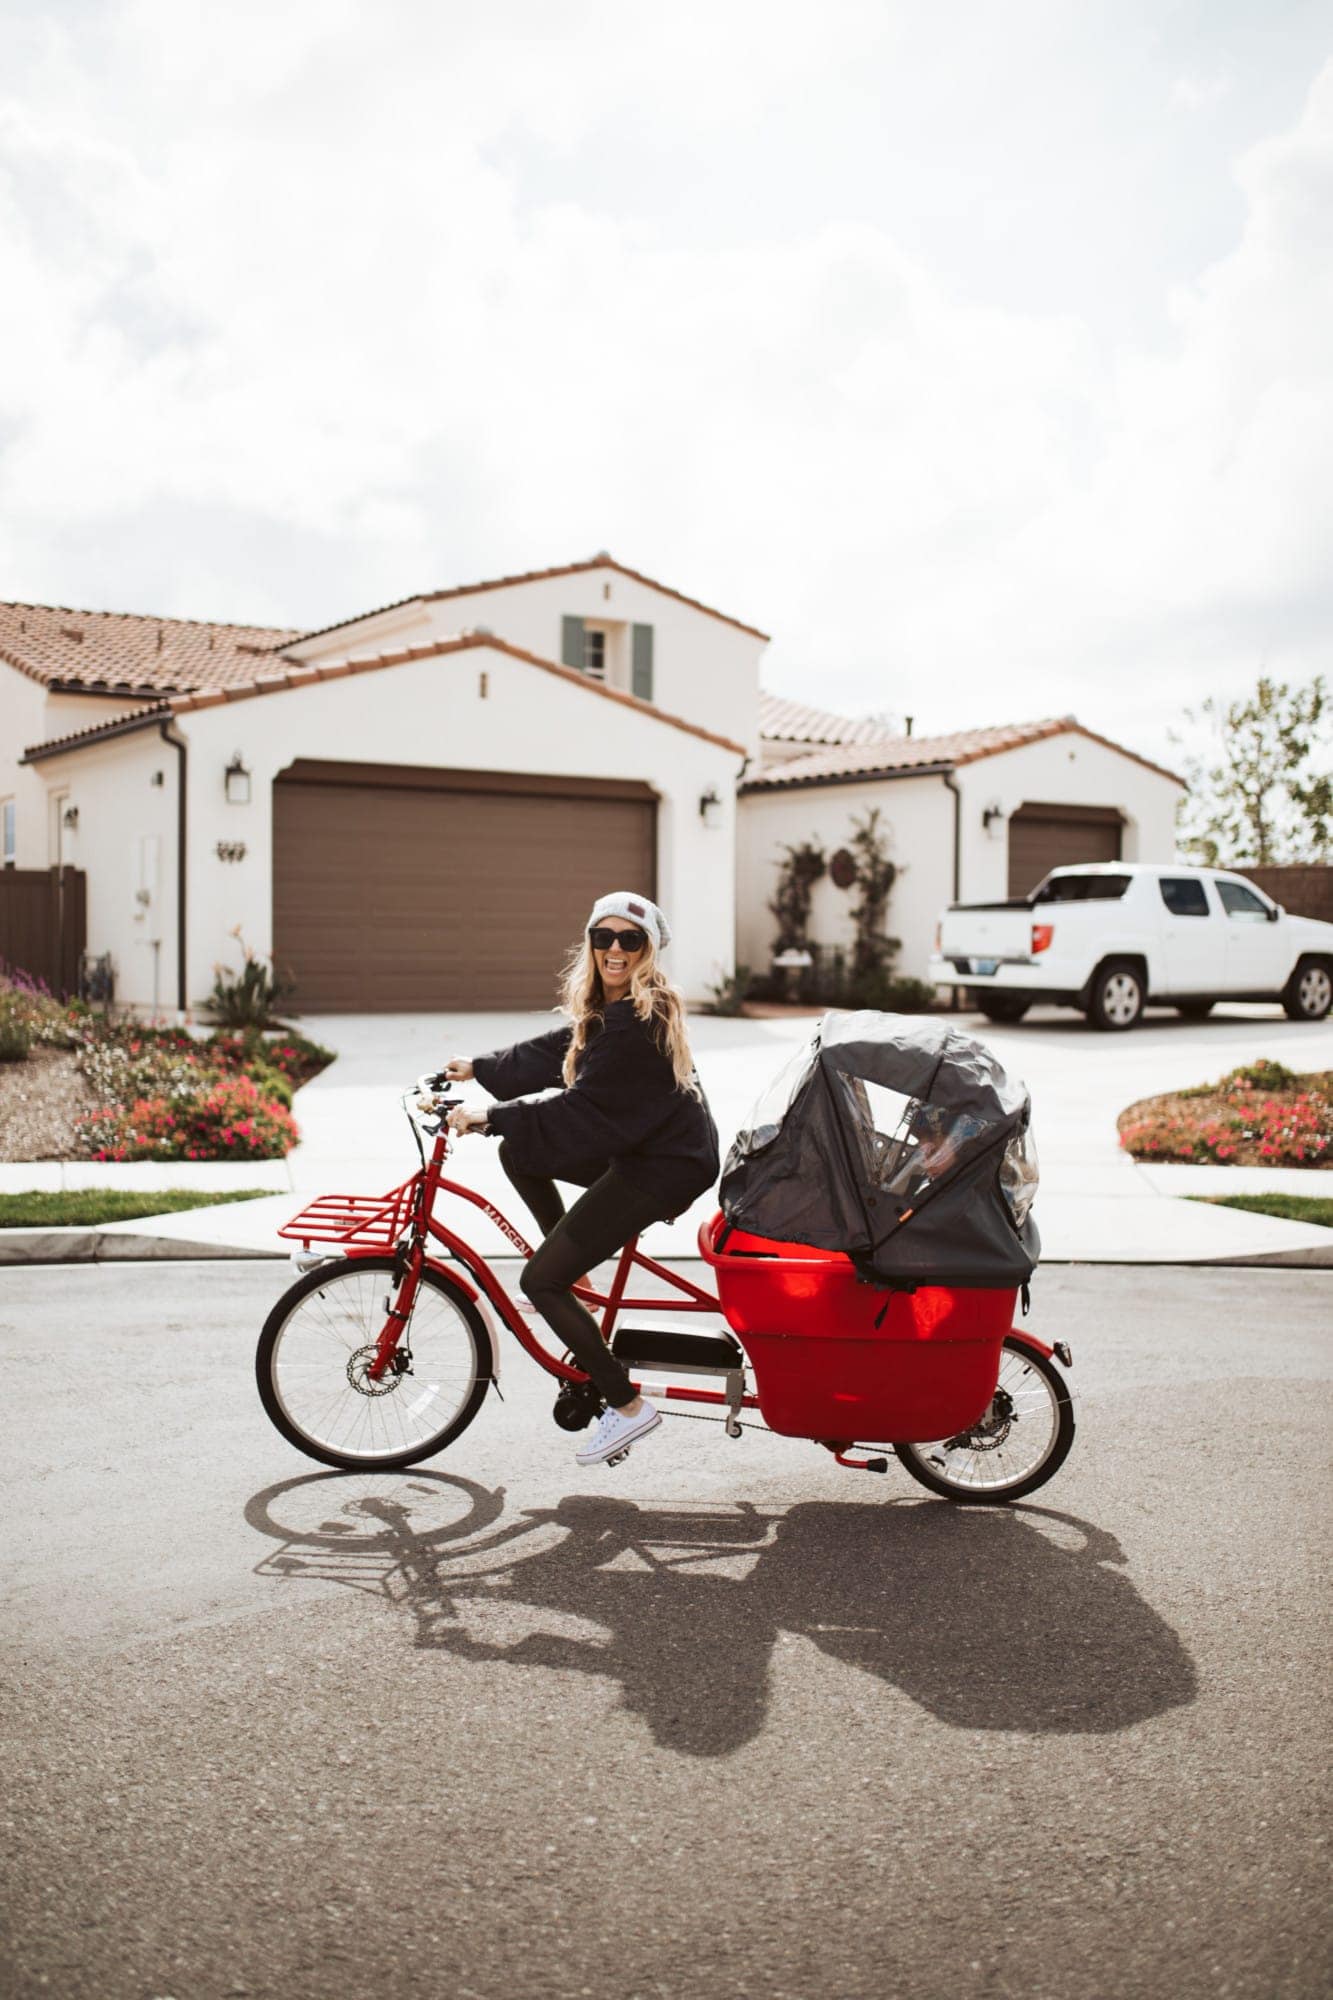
[{"left": 346, "top": 1344, "right": 405, "bottom": 1398}]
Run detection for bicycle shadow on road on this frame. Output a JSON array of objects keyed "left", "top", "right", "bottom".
[{"left": 247, "top": 1472, "right": 1197, "bottom": 1758}]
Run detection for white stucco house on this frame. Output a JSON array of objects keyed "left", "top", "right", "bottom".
[
  {"left": 1, "top": 555, "right": 1185, "bottom": 1012},
  {"left": 739, "top": 698, "right": 1185, "bottom": 982},
  {"left": 0, "top": 558, "right": 764, "bottom": 1011}
]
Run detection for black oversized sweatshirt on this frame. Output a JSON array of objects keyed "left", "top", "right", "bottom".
[{"left": 472, "top": 1002, "right": 719, "bottom": 1215}]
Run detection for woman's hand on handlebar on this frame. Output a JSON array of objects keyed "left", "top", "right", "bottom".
[
  {"left": 447, "top": 1105, "right": 490, "bottom": 1137},
  {"left": 443, "top": 1057, "right": 474, "bottom": 1082}
]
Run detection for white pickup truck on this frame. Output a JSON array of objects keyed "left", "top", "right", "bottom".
[{"left": 929, "top": 862, "right": 1333, "bottom": 1030}]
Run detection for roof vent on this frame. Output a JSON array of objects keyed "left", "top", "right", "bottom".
[
  {"left": 60, "top": 625, "right": 84, "bottom": 643},
  {"left": 592, "top": 549, "right": 612, "bottom": 562}
]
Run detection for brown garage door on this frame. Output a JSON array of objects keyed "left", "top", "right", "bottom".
[
  {"left": 1007, "top": 803, "right": 1123, "bottom": 898},
  {"left": 273, "top": 762, "right": 657, "bottom": 1011}
]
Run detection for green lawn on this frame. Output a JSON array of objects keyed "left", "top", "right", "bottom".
[
  {"left": 0, "top": 1189, "right": 274, "bottom": 1229},
  {"left": 1187, "top": 1193, "right": 1333, "bottom": 1230}
]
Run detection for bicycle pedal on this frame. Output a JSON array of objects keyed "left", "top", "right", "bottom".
[{"left": 605, "top": 1447, "right": 631, "bottom": 1467}]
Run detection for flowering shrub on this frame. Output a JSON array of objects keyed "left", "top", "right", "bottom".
[
  {"left": 2, "top": 957, "right": 326, "bottom": 1159},
  {"left": 1119, "top": 1064, "right": 1332, "bottom": 1168},
  {"left": 0, "top": 964, "right": 88, "bottom": 1049},
  {"left": 80, "top": 1074, "right": 299, "bottom": 1162},
  {"left": 207, "top": 1029, "right": 333, "bottom": 1090},
  {"left": 78, "top": 1034, "right": 218, "bottom": 1105}
]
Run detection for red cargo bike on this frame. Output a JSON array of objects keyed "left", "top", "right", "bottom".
[{"left": 257, "top": 1028, "right": 1075, "bottom": 1503}]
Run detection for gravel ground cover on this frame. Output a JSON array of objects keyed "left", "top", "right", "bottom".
[{"left": 0, "top": 1046, "right": 90, "bottom": 1160}]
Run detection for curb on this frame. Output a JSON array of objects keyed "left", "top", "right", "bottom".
[
  {"left": 1, "top": 1233, "right": 1330, "bottom": 1269},
  {"left": 0, "top": 1229, "right": 287, "bottom": 1265}
]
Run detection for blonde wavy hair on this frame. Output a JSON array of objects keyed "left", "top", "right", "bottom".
[{"left": 559, "top": 929, "right": 701, "bottom": 1097}]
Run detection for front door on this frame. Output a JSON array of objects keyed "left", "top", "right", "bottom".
[{"left": 1216, "top": 878, "right": 1286, "bottom": 993}]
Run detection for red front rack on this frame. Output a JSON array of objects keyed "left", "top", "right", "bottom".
[{"left": 279, "top": 1181, "right": 419, "bottom": 1251}]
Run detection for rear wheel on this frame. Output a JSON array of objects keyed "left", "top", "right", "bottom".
[
  {"left": 892, "top": 1337, "right": 1074, "bottom": 1503},
  {"left": 1088, "top": 959, "right": 1145, "bottom": 1031},
  {"left": 256, "top": 1256, "right": 491, "bottom": 1471},
  {"left": 1283, "top": 959, "right": 1332, "bottom": 1022},
  {"left": 977, "top": 994, "right": 1031, "bottom": 1024}
]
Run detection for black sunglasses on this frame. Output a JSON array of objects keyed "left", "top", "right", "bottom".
[{"left": 588, "top": 926, "right": 648, "bottom": 953}]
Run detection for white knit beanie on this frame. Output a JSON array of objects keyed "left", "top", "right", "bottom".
[{"left": 587, "top": 891, "right": 672, "bottom": 952}]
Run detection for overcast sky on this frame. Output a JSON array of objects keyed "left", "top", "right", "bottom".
[{"left": 2, "top": 0, "right": 1330, "bottom": 768}]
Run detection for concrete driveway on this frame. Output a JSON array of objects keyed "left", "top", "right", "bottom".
[{"left": 62, "top": 997, "right": 1332, "bottom": 1266}]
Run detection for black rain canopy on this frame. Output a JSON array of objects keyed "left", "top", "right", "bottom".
[{"left": 719, "top": 1011, "right": 1040, "bottom": 1287}]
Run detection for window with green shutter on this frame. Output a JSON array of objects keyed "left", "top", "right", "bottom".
[
  {"left": 631, "top": 623, "right": 654, "bottom": 702},
  {"left": 561, "top": 615, "right": 585, "bottom": 670}
]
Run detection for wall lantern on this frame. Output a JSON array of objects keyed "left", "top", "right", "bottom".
[
  {"left": 698, "top": 787, "right": 723, "bottom": 829},
  {"left": 981, "top": 801, "right": 1005, "bottom": 835},
  {"left": 62, "top": 804, "right": 80, "bottom": 831},
  {"left": 224, "top": 753, "right": 252, "bottom": 805}
]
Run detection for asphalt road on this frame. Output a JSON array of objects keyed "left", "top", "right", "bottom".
[{"left": 2, "top": 1261, "right": 1330, "bottom": 2000}]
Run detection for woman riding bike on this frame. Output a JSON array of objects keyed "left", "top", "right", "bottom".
[{"left": 443, "top": 892, "right": 719, "bottom": 1468}]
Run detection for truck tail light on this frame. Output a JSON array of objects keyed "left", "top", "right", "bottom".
[
  {"left": 934, "top": 921, "right": 941, "bottom": 952},
  {"left": 1031, "top": 923, "right": 1054, "bottom": 954}
]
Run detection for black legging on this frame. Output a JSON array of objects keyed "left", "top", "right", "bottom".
[{"left": 499, "top": 1141, "right": 666, "bottom": 1409}]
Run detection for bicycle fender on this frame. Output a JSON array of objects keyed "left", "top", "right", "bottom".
[
  {"left": 335, "top": 1246, "right": 501, "bottom": 1381},
  {"left": 1007, "top": 1326, "right": 1055, "bottom": 1363}
]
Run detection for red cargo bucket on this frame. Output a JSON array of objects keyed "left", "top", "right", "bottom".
[{"left": 698, "top": 1213, "right": 1014, "bottom": 1443}]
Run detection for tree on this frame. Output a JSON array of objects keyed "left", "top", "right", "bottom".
[{"left": 1177, "top": 675, "right": 1331, "bottom": 866}]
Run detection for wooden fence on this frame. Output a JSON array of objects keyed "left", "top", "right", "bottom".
[
  {"left": 1239, "top": 865, "right": 1333, "bottom": 925},
  {"left": 0, "top": 867, "right": 87, "bottom": 997}
]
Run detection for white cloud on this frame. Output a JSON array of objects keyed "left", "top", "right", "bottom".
[
  {"left": 0, "top": 4, "right": 1329, "bottom": 772},
  {"left": 1173, "top": 73, "right": 1232, "bottom": 113}
]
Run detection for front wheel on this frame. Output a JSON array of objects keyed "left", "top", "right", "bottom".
[
  {"left": 1283, "top": 959, "right": 1332, "bottom": 1022},
  {"left": 257, "top": 1256, "right": 491, "bottom": 1471},
  {"left": 893, "top": 1337, "right": 1075, "bottom": 1503}
]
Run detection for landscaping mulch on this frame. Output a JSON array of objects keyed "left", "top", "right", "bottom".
[{"left": 0, "top": 1047, "right": 93, "bottom": 1162}]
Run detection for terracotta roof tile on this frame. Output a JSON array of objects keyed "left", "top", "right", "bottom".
[
  {"left": 283, "top": 555, "right": 770, "bottom": 650},
  {"left": 758, "top": 693, "right": 899, "bottom": 746},
  {"left": 742, "top": 716, "right": 1185, "bottom": 790},
  {"left": 23, "top": 634, "right": 747, "bottom": 763},
  {"left": 0, "top": 600, "right": 301, "bottom": 695}
]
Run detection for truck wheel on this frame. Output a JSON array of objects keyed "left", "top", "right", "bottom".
[
  {"left": 1088, "top": 960, "right": 1145, "bottom": 1031},
  {"left": 977, "top": 995, "right": 1031, "bottom": 1024},
  {"left": 1282, "top": 959, "right": 1332, "bottom": 1022}
]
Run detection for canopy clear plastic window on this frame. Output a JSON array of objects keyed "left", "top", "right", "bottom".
[
  {"left": 839, "top": 1073, "right": 994, "bottom": 1204},
  {"left": 1000, "top": 1123, "right": 1039, "bottom": 1227}
]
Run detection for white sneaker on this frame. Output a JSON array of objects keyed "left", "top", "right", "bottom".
[{"left": 575, "top": 1400, "right": 663, "bottom": 1467}]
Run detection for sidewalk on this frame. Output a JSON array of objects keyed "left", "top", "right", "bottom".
[{"left": 2, "top": 1006, "right": 1330, "bottom": 1266}]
